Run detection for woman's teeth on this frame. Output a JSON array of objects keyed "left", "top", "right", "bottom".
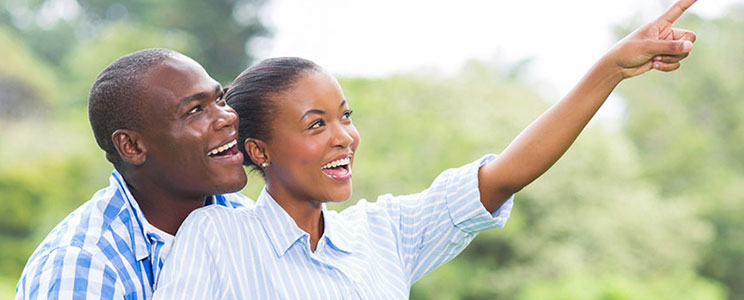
[
  {"left": 208, "top": 140, "right": 237, "bottom": 156},
  {"left": 321, "top": 157, "right": 350, "bottom": 169}
]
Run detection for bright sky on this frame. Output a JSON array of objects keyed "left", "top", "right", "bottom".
[{"left": 257, "top": 0, "right": 739, "bottom": 98}]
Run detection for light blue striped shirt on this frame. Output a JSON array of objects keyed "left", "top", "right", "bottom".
[
  {"left": 15, "top": 170, "right": 254, "bottom": 300},
  {"left": 154, "top": 154, "right": 513, "bottom": 299}
]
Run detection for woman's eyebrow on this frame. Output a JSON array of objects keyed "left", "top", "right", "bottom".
[
  {"left": 300, "top": 109, "right": 325, "bottom": 121},
  {"left": 299, "top": 99, "right": 348, "bottom": 121}
]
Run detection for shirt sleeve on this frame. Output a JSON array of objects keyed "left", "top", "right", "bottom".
[
  {"left": 15, "top": 247, "right": 124, "bottom": 300},
  {"left": 152, "top": 209, "right": 225, "bottom": 300},
  {"left": 372, "top": 154, "right": 514, "bottom": 284}
]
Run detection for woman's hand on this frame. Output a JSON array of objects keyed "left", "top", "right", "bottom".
[
  {"left": 606, "top": 0, "right": 697, "bottom": 78},
  {"left": 478, "top": 0, "right": 699, "bottom": 213}
]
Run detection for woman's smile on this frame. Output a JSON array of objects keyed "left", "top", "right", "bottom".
[
  {"left": 320, "top": 154, "right": 353, "bottom": 181},
  {"left": 258, "top": 69, "right": 361, "bottom": 204}
]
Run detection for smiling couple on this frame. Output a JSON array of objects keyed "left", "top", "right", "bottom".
[{"left": 16, "top": 0, "right": 698, "bottom": 299}]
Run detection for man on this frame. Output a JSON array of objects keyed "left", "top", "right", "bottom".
[{"left": 15, "top": 48, "right": 252, "bottom": 299}]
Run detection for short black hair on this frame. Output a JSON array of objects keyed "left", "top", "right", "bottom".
[
  {"left": 88, "top": 48, "right": 178, "bottom": 165},
  {"left": 226, "top": 57, "right": 322, "bottom": 174}
]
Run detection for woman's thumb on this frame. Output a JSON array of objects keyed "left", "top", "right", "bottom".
[{"left": 645, "top": 39, "right": 693, "bottom": 56}]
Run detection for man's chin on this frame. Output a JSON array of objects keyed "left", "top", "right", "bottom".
[
  {"left": 204, "top": 172, "right": 248, "bottom": 195},
  {"left": 223, "top": 174, "right": 248, "bottom": 194}
]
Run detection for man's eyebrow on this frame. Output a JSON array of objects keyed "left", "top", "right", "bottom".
[{"left": 178, "top": 84, "right": 222, "bottom": 109}]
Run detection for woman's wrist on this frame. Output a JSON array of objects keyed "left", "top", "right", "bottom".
[{"left": 590, "top": 53, "right": 626, "bottom": 88}]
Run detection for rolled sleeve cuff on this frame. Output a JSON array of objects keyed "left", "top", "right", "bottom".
[{"left": 445, "top": 154, "right": 514, "bottom": 233}]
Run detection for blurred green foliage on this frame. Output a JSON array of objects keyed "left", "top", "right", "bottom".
[
  {"left": 618, "top": 6, "right": 744, "bottom": 299},
  {"left": 1, "top": 0, "right": 267, "bottom": 83},
  {"left": 1, "top": 1, "right": 743, "bottom": 299}
]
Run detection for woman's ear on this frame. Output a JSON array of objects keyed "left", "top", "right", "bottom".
[
  {"left": 244, "top": 138, "right": 269, "bottom": 167},
  {"left": 112, "top": 129, "right": 147, "bottom": 166}
]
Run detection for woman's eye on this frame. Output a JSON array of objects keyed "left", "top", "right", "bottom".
[
  {"left": 309, "top": 119, "right": 325, "bottom": 129},
  {"left": 342, "top": 110, "right": 353, "bottom": 120}
]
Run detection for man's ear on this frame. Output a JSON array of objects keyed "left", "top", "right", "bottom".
[
  {"left": 112, "top": 129, "right": 147, "bottom": 166},
  {"left": 244, "top": 138, "right": 269, "bottom": 167}
]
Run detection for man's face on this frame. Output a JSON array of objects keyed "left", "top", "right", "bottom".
[{"left": 137, "top": 55, "right": 247, "bottom": 198}]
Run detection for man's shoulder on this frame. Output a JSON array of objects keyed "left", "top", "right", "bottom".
[
  {"left": 15, "top": 243, "right": 122, "bottom": 300},
  {"left": 16, "top": 182, "right": 140, "bottom": 299},
  {"left": 21, "top": 183, "right": 135, "bottom": 275}
]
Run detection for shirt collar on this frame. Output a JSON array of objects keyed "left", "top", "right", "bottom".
[
  {"left": 320, "top": 208, "right": 353, "bottom": 254},
  {"left": 255, "top": 188, "right": 352, "bottom": 257},
  {"left": 110, "top": 170, "right": 151, "bottom": 261},
  {"left": 110, "top": 170, "right": 222, "bottom": 261}
]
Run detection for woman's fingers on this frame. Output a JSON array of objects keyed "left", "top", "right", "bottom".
[
  {"left": 652, "top": 61, "right": 682, "bottom": 72},
  {"left": 653, "top": 53, "right": 689, "bottom": 63},
  {"left": 650, "top": 27, "right": 694, "bottom": 65},
  {"left": 645, "top": 39, "right": 693, "bottom": 57},
  {"left": 673, "top": 28, "right": 697, "bottom": 42},
  {"left": 657, "top": 0, "right": 697, "bottom": 24}
]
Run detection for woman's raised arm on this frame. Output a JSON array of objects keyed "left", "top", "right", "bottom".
[{"left": 478, "top": 0, "right": 698, "bottom": 212}]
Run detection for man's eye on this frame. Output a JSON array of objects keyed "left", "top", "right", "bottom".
[
  {"left": 187, "top": 105, "right": 202, "bottom": 115},
  {"left": 216, "top": 95, "right": 226, "bottom": 105},
  {"left": 309, "top": 119, "right": 325, "bottom": 129}
]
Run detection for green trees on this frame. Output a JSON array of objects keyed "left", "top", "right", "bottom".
[
  {"left": 619, "top": 5, "right": 744, "bottom": 299},
  {"left": 1, "top": 0, "right": 268, "bottom": 83},
  {"left": 2, "top": 1, "right": 743, "bottom": 298}
]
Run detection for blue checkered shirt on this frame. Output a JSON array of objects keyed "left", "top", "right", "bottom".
[
  {"left": 15, "top": 170, "right": 254, "bottom": 300},
  {"left": 154, "top": 154, "right": 513, "bottom": 299}
]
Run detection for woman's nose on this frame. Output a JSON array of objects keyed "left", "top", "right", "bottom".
[{"left": 332, "top": 124, "right": 354, "bottom": 148}]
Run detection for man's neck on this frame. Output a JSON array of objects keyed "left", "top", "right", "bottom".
[{"left": 122, "top": 173, "right": 208, "bottom": 235}]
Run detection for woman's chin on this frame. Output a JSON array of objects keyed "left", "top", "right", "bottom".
[
  {"left": 330, "top": 194, "right": 352, "bottom": 203},
  {"left": 325, "top": 186, "right": 353, "bottom": 203}
]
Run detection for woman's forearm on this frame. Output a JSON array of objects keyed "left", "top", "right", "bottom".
[{"left": 479, "top": 59, "right": 622, "bottom": 212}]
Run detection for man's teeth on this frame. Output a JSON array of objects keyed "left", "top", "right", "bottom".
[
  {"left": 321, "top": 157, "right": 350, "bottom": 169},
  {"left": 208, "top": 140, "right": 237, "bottom": 156}
]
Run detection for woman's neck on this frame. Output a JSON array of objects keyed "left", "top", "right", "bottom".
[{"left": 266, "top": 186, "right": 325, "bottom": 251}]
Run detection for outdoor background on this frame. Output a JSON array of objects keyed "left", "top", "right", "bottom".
[{"left": 1, "top": 0, "right": 743, "bottom": 299}]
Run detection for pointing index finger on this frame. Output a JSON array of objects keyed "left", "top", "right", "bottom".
[{"left": 658, "top": 0, "right": 697, "bottom": 24}]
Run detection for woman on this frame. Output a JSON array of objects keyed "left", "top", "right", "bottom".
[{"left": 154, "top": 0, "right": 697, "bottom": 298}]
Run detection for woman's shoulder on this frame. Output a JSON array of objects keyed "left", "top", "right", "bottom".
[
  {"left": 180, "top": 205, "right": 259, "bottom": 234},
  {"left": 193, "top": 203, "right": 256, "bottom": 218},
  {"left": 336, "top": 197, "right": 400, "bottom": 227}
]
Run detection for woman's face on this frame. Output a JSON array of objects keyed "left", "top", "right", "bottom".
[{"left": 262, "top": 70, "right": 360, "bottom": 205}]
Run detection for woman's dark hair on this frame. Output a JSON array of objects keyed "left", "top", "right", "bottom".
[{"left": 225, "top": 57, "right": 322, "bottom": 174}]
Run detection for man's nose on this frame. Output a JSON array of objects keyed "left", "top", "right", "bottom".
[{"left": 214, "top": 104, "right": 238, "bottom": 130}]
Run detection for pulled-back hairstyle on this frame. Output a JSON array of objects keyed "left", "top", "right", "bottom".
[
  {"left": 226, "top": 57, "right": 322, "bottom": 174},
  {"left": 88, "top": 48, "right": 178, "bottom": 166}
]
